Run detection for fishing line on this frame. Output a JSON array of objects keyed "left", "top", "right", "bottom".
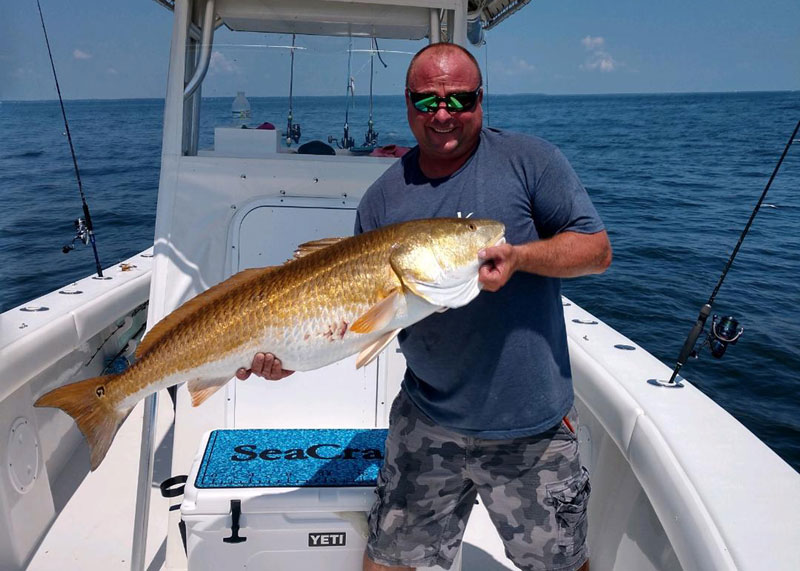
[
  {"left": 484, "top": 34, "right": 490, "bottom": 127},
  {"left": 666, "top": 118, "right": 800, "bottom": 385},
  {"left": 35, "top": 0, "right": 103, "bottom": 278},
  {"left": 373, "top": 38, "right": 389, "bottom": 68}
]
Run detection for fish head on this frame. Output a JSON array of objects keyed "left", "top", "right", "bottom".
[{"left": 391, "top": 218, "right": 505, "bottom": 308}]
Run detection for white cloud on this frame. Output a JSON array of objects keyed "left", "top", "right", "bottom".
[
  {"left": 580, "top": 36, "right": 618, "bottom": 72},
  {"left": 73, "top": 49, "right": 92, "bottom": 60},
  {"left": 210, "top": 51, "right": 237, "bottom": 73},
  {"left": 12, "top": 67, "right": 36, "bottom": 78},
  {"left": 512, "top": 57, "right": 536, "bottom": 73},
  {"left": 499, "top": 56, "right": 536, "bottom": 76},
  {"left": 581, "top": 36, "right": 605, "bottom": 50},
  {"left": 107, "top": 67, "right": 119, "bottom": 75},
  {"left": 581, "top": 53, "right": 617, "bottom": 72}
]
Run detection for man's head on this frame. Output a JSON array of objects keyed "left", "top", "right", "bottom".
[{"left": 405, "top": 43, "right": 483, "bottom": 177}]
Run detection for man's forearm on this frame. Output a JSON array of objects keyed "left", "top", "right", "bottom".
[{"left": 515, "top": 230, "right": 612, "bottom": 278}]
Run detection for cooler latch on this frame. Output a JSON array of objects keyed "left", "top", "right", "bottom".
[{"left": 223, "top": 499, "right": 247, "bottom": 544}]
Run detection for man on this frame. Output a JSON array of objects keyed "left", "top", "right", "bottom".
[{"left": 238, "top": 43, "right": 610, "bottom": 571}]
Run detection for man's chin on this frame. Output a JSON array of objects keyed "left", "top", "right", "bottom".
[{"left": 423, "top": 139, "right": 462, "bottom": 157}]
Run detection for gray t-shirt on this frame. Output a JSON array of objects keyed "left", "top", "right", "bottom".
[{"left": 355, "top": 128, "right": 605, "bottom": 438}]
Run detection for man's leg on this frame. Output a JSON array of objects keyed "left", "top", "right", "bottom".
[
  {"left": 365, "top": 391, "right": 477, "bottom": 569},
  {"left": 363, "top": 553, "right": 414, "bottom": 571},
  {"left": 474, "top": 409, "right": 590, "bottom": 571}
]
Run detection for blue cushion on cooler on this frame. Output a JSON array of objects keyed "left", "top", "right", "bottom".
[{"left": 195, "top": 428, "right": 388, "bottom": 488}]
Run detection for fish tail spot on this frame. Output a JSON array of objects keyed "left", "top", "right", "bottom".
[{"left": 35, "top": 375, "right": 131, "bottom": 471}]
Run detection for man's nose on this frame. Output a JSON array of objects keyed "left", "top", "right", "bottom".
[{"left": 432, "top": 103, "right": 453, "bottom": 120}]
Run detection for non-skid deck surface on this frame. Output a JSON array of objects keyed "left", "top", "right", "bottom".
[{"left": 195, "top": 428, "right": 389, "bottom": 488}]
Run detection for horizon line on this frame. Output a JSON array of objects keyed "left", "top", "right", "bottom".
[{"left": 2, "top": 89, "right": 797, "bottom": 104}]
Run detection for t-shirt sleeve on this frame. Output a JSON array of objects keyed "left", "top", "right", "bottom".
[
  {"left": 531, "top": 146, "right": 605, "bottom": 238},
  {"left": 353, "top": 210, "right": 367, "bottom": 235},
  {"left": 354, "top": 180, "right": 384, "bottom": 235}
]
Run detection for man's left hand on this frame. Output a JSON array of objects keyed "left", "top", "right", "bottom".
[{"left": 479, "top": 243, "right": 520, "bottom": 292}]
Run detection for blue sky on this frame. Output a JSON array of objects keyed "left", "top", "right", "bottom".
[{"left": 2, "top": 0, "right": 798, "bottom": 100}]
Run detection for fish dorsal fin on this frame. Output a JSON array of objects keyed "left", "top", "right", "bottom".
[
  {"left": 136, "top": 267, "right": 276, "bottom": 359},
  {"left": 356, "top": 329, "right": 401, "bottom": 369},
  {"left": 350, "top": 289, "right": 404, "bottom": 334},
  {"left": 294, "top": 237, "right": 348, "bottom": 259}
]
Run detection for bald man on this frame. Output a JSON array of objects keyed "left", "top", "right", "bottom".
[
  {"left": 355, "top": 43, "right": 610, "bottom": 571},
  {"left": 241, "top": 43, "right": 609, "bottom": 571}
]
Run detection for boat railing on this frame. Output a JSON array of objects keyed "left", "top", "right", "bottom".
[{"left": 0, "top": 248, "right": 153, "bottom": 570}]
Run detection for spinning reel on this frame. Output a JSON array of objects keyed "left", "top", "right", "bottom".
[
  {"left": 329, "top": 124, "right": 355, "bottom": 150},
  {"left": 691, "top": 315, "right": 744, "bottom": 360},
  {"left": 363, "top": 119, "right": 379, "bottom": 148},
  {"left": 62, "top": 217, "right": 90, "bottom": 253},
  {"left": 286, "top": 120, "right": 301, "bottom": 146}
]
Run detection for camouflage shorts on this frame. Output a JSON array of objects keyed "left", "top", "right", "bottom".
[{"left": 366, "top": 390, "right": 590, "bottom": 571}]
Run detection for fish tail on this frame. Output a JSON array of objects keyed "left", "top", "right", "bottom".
[{"left": 35, "top": 375, "right": 132, "bottom": 471}]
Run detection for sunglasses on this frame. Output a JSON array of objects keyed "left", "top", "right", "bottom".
[{"left": 407, "top": 87, "right": 482, "bottom": 113}]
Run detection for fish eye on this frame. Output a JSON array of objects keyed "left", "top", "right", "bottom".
[{"left": 467, "top": 223, "right": 477, "bottom": 231}]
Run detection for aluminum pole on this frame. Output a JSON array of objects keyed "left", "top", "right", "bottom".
[
  {"left": 430, "top": 8, "right": 440, "bottom": 43},
  {"left": 183, "top": 0, "right": 215, "bottom": 100},
  {"left": 131, "top": 392, "right": 159, "bottom": 571}
]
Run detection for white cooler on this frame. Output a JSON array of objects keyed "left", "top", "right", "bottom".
[{"left": 180, "top": 428, "right": 460, "bottom": 571}]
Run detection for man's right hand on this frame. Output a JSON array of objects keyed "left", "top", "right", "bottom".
[{"left": 236, "top": 352, "right": 295, "bottom": 381}]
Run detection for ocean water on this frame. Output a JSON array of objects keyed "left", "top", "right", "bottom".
[{"left": 1, "top": 92, "right": 798, "bottom": 472}]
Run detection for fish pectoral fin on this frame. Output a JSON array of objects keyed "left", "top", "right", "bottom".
[
  {"left": 356, "top": 329, "right": 401, "bottom": 369},
  {"left": 293, "top": 237, "right": 348, "bottom": 259},
  {"left": 187, "top": 377, "right": 232, "bottom": 407},
  {"left": 350, "top": 289, "right": 404, "bottom": 334}
]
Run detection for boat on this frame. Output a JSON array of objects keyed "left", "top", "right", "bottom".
[{"left": 1, "top": 1, "right": 798, "bottom": 570}]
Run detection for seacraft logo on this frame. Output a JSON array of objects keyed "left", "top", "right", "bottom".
[
  {"left": 230, "top": 443, "right": 384, "bottom": 462},
  {"left": 308, "top": 532, "right": 346, "bottom": 547}
]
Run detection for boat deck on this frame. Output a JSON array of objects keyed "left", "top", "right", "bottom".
[{"left": 27, "top": 390, "right": 518, "bottom": 571}]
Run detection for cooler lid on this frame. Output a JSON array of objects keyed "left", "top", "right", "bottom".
[{"left": 195, "top": 428, "right": 388, "bottom": 489}]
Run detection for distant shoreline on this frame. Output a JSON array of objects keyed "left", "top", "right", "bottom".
[{"left": 2, "top": 89, "right": 797, "bottom": 104}]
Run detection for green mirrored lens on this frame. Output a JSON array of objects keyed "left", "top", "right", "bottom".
[
  {"left": 447, "top": 95, "right": 465, "bottom": 110},
  {"left": 410, "top": 89, "right": 479, "bottom": 112},
  {"left": 414, "top": 95, "right": 438, "bottom": 112}
]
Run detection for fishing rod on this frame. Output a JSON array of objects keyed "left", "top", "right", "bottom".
[
  {"left": 361, "top": 38, "right": 388, "bottom": 149},
  {"left": 35, "top": 0, "right": 103, "bottom": 278},
  {"left": 285, "top": 34, "right": 301, "bottom": 147},
  {"left": 329, "top": 37, "right": 355, "bottom": 150},
  {"left": 363, "top": 38, "right": 379, "bottom": 148},
  {"left": 665, "top": 118, "right": 800, "bottom": 386}
]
